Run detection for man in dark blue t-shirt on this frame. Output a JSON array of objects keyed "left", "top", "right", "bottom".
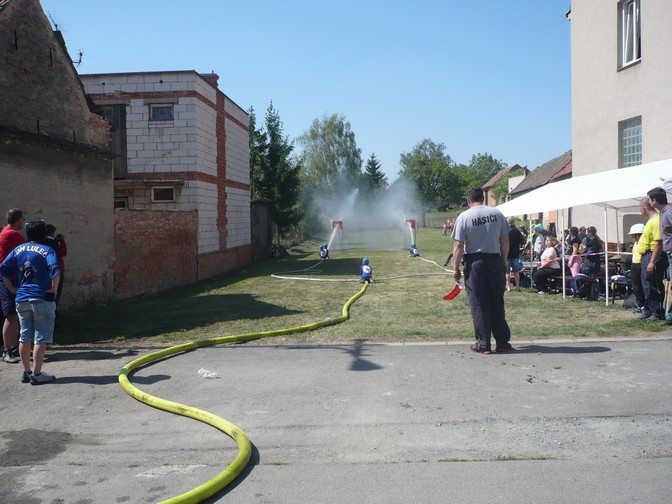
[{"left": 0, "top": 220, "right": 60, "bottom": 384}]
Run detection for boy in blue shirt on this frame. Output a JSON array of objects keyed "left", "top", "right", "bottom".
[
  {"left": 360, "top": 258, "right": 373, "bottom": 283},
  {"left": 0, "top": 220, "right": 60, "bottom": 384}
]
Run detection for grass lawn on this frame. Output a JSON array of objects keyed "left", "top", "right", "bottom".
[{"left": 55, "top": 225, "right": 665, "bottom": 347}]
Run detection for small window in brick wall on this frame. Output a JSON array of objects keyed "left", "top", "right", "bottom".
[
  {"left": 114, "top": 197, "right": 128, "bottom": 209},
  {"left": 149, "top": 104, "right": 174, "bottom": 121},
  {"left": 152, "top": 187, "right": 176, "bottom": 202}
]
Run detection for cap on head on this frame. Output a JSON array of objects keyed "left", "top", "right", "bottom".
[
  {"left": 362, "top": 257, "right": 369, "bottom": 265},
  {"left": 579, "top": 226, "right": 586, "bottom": 231},
  {"left": 628, "top": 223, "right": 645, "bottom": 235},
  {"left": 533, "top": 224, "right": 543, "bottom": 232}
]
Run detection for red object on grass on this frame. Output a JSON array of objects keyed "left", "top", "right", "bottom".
[{"left": 443, "top": 282, "right": 463, "bottom": 300}]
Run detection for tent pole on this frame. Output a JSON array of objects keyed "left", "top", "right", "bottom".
[
  {"left": 604, "top": 203, "right": 609, "bottom": 306},
  {"left": 615, "top": 208, "right": 621, "bottom": 252}
]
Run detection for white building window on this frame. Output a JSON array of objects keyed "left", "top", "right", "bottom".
[
  {"left": 619, "top": 0, "right": 641, "bottom": 68},
  {"left": 620, "top": 116, "right": 642, "bottom": 168},
  {"left": 152, "top": 187, "right": 176, "bottom": 202},
  {"left": 149, "top": 104, "right": 174, "bottom": 121}
]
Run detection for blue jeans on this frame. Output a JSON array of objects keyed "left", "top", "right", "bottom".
[{"left": 16, "top": 300, "right": 56, "bottom": 345}]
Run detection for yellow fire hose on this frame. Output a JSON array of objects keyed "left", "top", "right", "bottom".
[{"left": 118, "top": 281, "right": 369, "bottom": 504}]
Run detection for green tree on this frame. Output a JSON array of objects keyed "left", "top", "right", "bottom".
[
  {"left": 398, "top": 139, "right": 459, "bottom": 214},
  {"left": 492, "top": 168, "right": 524, "bottom": 204},
  {"left": 364, "top": 153, "right": 388, "bottom": 194},
  {"left": 248, "top": 106, "right": 268, "bottom": 201},
  {"left": 298, "top": 113, "right": 363, "bottom": 191},
  {"left": 249, "top": 102, "right": 303, "bottom": 238},
  {"left": 454, "top": 153, "right": 507, "bottom": 196}
]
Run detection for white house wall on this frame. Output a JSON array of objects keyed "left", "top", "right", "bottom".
[
  {"left": 570, "top": 1, "right": 672, "bottom": 236},
  {"left": 226, "top": 186, "right": 251, "bottom": 248}
]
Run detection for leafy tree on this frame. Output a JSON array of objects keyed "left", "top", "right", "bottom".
[
  {"left": 364, "top": 153, "right": 388, "bottom": 194},
  {"left": 298, "top": 113, "right": 363, "bottom": 192},
  {"left": 454, "top": 153, "right": 507, "bottom": 197},
  {"left": 492, "top": 168, "right": 525, "bottom": 204},
  {"left": 249, "top": 102, "right": 302, "bottom": 239},
  {"left": 398, "top": 139, "right": 460, "bottom": 213}
]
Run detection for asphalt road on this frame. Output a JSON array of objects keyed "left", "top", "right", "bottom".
[{"left": 1, "top": 337, "right": 671, "bottom": 503}]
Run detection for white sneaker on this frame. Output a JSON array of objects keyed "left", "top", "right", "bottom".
[{"left": 3, "top": 348, "right": 20, "bottom": 364}]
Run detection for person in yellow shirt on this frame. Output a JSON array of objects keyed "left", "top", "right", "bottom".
[{"left": 637, "top": 198, "right": 667, "bottom": 320}]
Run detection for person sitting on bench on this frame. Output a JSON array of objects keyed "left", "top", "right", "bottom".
[{"left": 533, "top": 236, "right": 561, "bottom": 294}]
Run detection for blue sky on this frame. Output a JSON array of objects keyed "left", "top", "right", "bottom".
[{"left": 40, "top": 0, "right": 572, "bottom": 182}]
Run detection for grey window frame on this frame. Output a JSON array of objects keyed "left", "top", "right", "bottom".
[
  {"left": 149, "top": 103, "right": 174, "bottom": 122},
  {"left": 618, "top": 0, "right": 641, "bottom": 69},
  {"left": 151, "top": 186, "right": 176, "bottom": 202}
]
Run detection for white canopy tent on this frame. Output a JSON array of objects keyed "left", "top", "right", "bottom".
[{"left": 496, "top": 159, "right": 672, "bottom": 305}]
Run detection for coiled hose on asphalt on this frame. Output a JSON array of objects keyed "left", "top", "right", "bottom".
[{"left": 118, "top": 281, "right": 369, "bottom": 504}]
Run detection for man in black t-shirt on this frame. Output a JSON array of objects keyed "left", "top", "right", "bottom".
[{"left": 506, "top": 217, "right": 524, "bottom": 292}]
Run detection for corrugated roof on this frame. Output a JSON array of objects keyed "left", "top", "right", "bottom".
[{"left": 509, "top": 150, "right": 572, "bottom": 197}]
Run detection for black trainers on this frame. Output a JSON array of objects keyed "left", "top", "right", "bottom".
[
  {"left": 495, "top": 343, "right": 514, "bottom": 353},
  {"left": 21, "top": 371, "right": 31, "bottom": 383},
  {"left": 470, "top": 344, "right": 492, "bottom": 355},
  {"left": 30, "top": 372, "right": 56, "bottom": 385}
]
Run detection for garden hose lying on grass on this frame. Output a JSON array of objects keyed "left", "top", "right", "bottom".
[{"left": 118, "top": 281, "right": 369, "bottom": 504}]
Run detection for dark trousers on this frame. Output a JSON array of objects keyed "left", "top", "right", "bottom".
[
  {"left": 640, "top": 253, "right": 667, "bottom": 316},
  {"left": 464, "top": 253, "right": 511, "bottom": 349},
  {"left": 532, "top": 267, "right": 559, "bottom": 292},
  {"left": 630, "top": 263, "right": 645, "bottom": 308}
]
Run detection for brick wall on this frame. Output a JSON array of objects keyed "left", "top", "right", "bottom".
[
  {"left": 0, "top": 0, "right": 109, "bottom": 150},
  {"left": 198, "top": 245, "right": 252, "bottom": 281},
  {"left": 113, "top": 209, "right": 198, "bottom": 300},
  {"left": 0, "top": 131, "right": 115, "bottom": 307}
]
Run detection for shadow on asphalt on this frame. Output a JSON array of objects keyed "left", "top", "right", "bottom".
[
  {"left": 513, "top": 345, "right": 611, "bottom": 354},
  {"left": 45, "top": 349, "right": 139, "bottom": 362},
  {"left": 48, "top": 373, "right": 171, "bottom": 386}
]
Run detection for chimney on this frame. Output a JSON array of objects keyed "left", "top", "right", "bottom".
[{"left": 201, "top": 72, "right": 219, "bottom": 89}]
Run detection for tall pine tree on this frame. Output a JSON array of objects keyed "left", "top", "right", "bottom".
[
  {"left": 364, "top": 153, "right": 388, "bottom": 194},
  {"left": 249, "top": 102, "right": 302, "bottom": 239}
]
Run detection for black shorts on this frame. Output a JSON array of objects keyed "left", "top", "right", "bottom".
[{"left": 0, "top": 280, "right": 17, "bottom": 317}]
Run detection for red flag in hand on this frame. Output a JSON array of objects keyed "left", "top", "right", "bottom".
[{"left": 443, "top": 282, "right": 463, "bottom": 300}]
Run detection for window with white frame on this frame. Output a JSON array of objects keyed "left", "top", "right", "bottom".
[
  {"left": 149, "top": 103, "right": 174, "bottom": 121},
  {"left": 619, "top": 0, "right": 641, "bottom": 68},
  {"left": 151, "top": 187, "right": 176, "bottom": 202},
  {"left": 620, "top": 116, "right": 642, "bottom": 168}
]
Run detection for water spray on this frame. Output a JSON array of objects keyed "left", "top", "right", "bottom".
[
  {"left": 328, "top": 218, "right": 344, "bottom": 250},
  {"left": 403, "top": 218, "right": 417, "bottom": 250}
]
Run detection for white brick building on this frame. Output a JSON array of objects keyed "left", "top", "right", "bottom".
[{"left": 81, "top": 71, "right": 251, "bottom": 278}]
